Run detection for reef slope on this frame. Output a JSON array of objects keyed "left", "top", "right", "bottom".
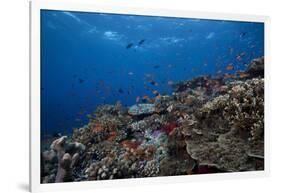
[{"left": 41, "top": 57, "right": 264, "bottom": 183}]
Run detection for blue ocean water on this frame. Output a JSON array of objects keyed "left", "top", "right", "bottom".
[{"left": 40, "top": 10, "right": 264, "bottom": 137}]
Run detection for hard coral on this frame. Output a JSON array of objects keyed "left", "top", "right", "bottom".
[
  {"left": 245, "top": 57, "right": 264, "bottom": 78},
  {"left": 92, "top": 122, "right": 104, "bottom": 133},
  {"left": 128, "top": 103, "right": 156, "bottom": 116},
  {"left": 120, "top": 140, "right": 140, "bottom": 150},
  {"left": 41, "top": 136, "right": 85, "bottom": 183},
  {"left": 183, "top": 78, "right": 264, "bottom": 172}
]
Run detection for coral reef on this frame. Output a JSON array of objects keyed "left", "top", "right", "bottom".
[
  {"left": 183, "top": 78, "right": 264, "bottom": 172},
  {"left": 41, "top": 57, "right": 264, "bottom": 183}
]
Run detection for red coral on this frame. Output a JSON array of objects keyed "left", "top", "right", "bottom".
[{"left": 162, "top": 122, "right": 178, "bottom": 135}]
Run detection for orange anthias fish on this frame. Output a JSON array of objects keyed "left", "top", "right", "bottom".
[
  {"left": 142, "top": 95, "right": 149, "bottom": 100},
  {"left": 239, "top": 73, "right": 249, "bottom": 78},
  {"left": 226, "top": 63, "right": 234, "bottom": 71},
  {"left": 155, "top": 95, "right": 161, "bottom": 100},
  {"left": 236, "top": 70, "right": 249, "bottom": 78},
  {"left": 224, "top": 73, "right": 234, "bottom": 79}
]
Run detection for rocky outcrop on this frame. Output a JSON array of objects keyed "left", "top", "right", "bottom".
[{"left": 246, "top": 57, "right": 264, "bottom": 78}]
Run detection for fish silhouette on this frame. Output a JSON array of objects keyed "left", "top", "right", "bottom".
[
  {"left": 118, "top": 88, "right": 124, "bottom": 93},
  {"left": 153, "top": 65, "right": 160, "bottom": 69},
  {"left": 138, "top": 39, "right": 146, "bottom": 45},
  {"left": 240, "top": 32, "right": 247, "bottom": 38},
  {"left": 78, "top": 78, "right": 84, "bottom": 84},
  {"left": 149, "top": 80, "right": 158, "bottom": 86},
  {"left": 126, "top": 43, "right": 134, "bottom": 49}
]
